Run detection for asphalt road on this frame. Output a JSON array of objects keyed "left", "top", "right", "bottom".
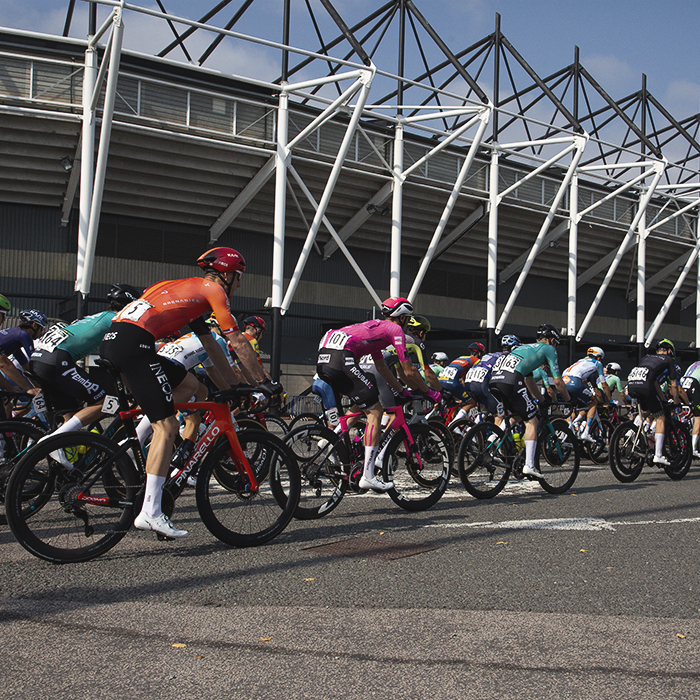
[{"left": 2, "top": 459, "right": 700, "bottom": 699}]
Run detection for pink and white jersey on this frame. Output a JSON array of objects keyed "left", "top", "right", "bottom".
[{"left": 319, "top": 319, "right": 409, "bottom": 362}]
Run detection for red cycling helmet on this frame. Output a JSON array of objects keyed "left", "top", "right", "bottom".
[
  {"left": 197, "top": 247, "right": 246, "bottom": 274},
  {"left": 468, "top": 341, "right": 485, "bottom": 356},
  {"left": 380, "top": 296, "right": 414, "bottom": 318},
  {"left": 244, "top": 315, "right": 267, "bottom": 332}
]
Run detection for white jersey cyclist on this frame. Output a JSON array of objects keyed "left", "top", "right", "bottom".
[{"left": 157, "top": 331, "right": 233, "bottom": 372}]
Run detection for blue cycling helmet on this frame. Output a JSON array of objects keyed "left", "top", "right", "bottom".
[
  {"left": 501, "top": 334, "right": 521, "bottom": 350},
  {"left": 19, "top": 309, "right": 48, "bottom": 329}
]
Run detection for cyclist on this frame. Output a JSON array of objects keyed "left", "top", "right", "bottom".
[
  {"left": 0, "top": 294, "right": 9, "bottom": 326},
  {"left": 625, "top": 338, "right": 680, "bottom": 467},
  {"left": 101, "top": 247, "right": 279, "bottom": 538},
  {"left": 679, "top": 359, "right": 700, "bottom": 458},
  {"left": 563, "top": 347, "right": 612, "bottom": 443},
  {"left": 429, "top": 351, "right": 449, "bottom": 377},
  {"left": 316, "top": 297, "right": 441, "bottom": 491},
  {"left": 603, "top": 362, "right": 625, "bottom": 403},
  {"left": 29, "top": 285, "right": 141, "bottom": 442},
  {"left": 385, "top": 315, "right": 441, "bottom": 390},
  {"left": 464, "top": 334, "right": 521, "bottom": 423},
  {"left": 0, "top": 309, "right": 47, "bottom": 395},
  {"left": 489, "top": 323, "right": 571, "bottom": 478},
  {"left": 437, "top": 343, "right": 486, "bottom": 413}
]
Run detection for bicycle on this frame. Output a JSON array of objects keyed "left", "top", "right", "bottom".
[
  {"left": 608, "top": 404, "right": 692, "bottom": 482},
  {"left": 457, "top": 403, "right": 580, "bottom": 499},
  {"left": 284, "top": 395, "right": 451, "bottom": 519},
  {"left": 568, "top": 408, "right": 614, "bottom": 465},
  {"left": 5, "top": 362, "right": 301, "bottom": 563}
]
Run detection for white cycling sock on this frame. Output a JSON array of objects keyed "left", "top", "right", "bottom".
[
  {"left": 524, "top": 440, "right": 536, "bottom": 469},
  {"left": 693, "top": 433, "right": 699, "bottom": 451},
  {"left": 654, "top": 433, "right": 664, "bottom": 459},
  {"left": 141, "top": 474, "right": 166, "bottom": 518},
  {"left": 454, "top": 407, "right": 468, "bottom": 422},
  {"left": 136, "top": 416, "right": 153, "bottom": 447},
  {"left": 53, "top": 415, "right": 84, "bottom": 436},
  {"left": 363, "top": 445, "right": 380, "bottom": 479}
]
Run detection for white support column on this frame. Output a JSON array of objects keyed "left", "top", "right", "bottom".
[
  {"left": 696, "top": 220, "right": 700, "bottom": 351},
  {"left": 390, "top": 122, "right": 404, "bottom": 298},
  {"left": 408, "top": 108, "right": 490, "bottom": 302},
  {"left": 576, "top": 159, "right": 666, "bottom": 341},
  {"left": 281, "top": 71, "right": 373, "bottom": 312},
  {"left": 272, "top": 90, "right": 289, "bottom": 311},
  {"left": 635, "top": 198, "right": 646, "bottom": 346},
  {"left": 75, "top": 42, "right": 97, "bottom": 294},
  {"left": 496, "top": 136, "right": 585, "bottom": 334},
  {"left": 567, "top": 173, "right": 578, "bottom": 338},
  {"left": 487, "top": 147, "right": 499, "bottom": 332},
  {"left": 79, "top": 7, "right": 124, "bottom": 299}
]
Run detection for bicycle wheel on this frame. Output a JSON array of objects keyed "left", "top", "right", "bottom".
[
  {"left": 196, "top": 430, "right": 300, "bottom": 547},
  {"left": 609, "top": 422, "right": 645, "bottom": 483},
  {"left": 5, "top": 432, "right": 140, "bottom": 563},
  {"left": 445, "top": 417, "right": 475, "bottom": 477},
  {"left": 536, "top": 422, "right": 580, "bottom": 494},
  {"left": 585, "top": 419, "right": 614, "bottom": 465},
  {"left": 427, "top": 418, "right": 455, "bottom": 474},
  {"left": 0, "top": 419, "right": 48, "bottom": 525},
  {"left": 262, "top": 414, "right": 289, "bottom": 438},
  {"left": 457, "top": 422, "right": 511, "bottom": 499},
  {"left": 663, "top": 419, "right": 692, "bottom": 480},
  {"left": 382, "top": 422, "right": 451, "bottom": 512},
  {"left": 284, "top": 424, "right": 348, "bottom": 519},
  {"left": 288, "top": 412, "right": 324, "bottom": 431}
]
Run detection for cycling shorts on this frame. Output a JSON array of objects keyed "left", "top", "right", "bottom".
[
  {"left": 490, "top": 371, "right": 538, "bottom": 421},
  {"left": 465, "top": 381, "right": 503, "bottom": 416},
  {"left": 681, "top": 376, "right": 700, "bottom": 416},
  {"left": 563, "top": 376, "right": 594, "bottom": 408},
  {"left": 29, "top": 349, "right": 107, "bottom": 411},
  {"left": 626, "top": 381, "right": 664, "bottom": 418},
  {"left": 439, "top": 379, "right": 470, "bottom": 402},
  {"left": 101, "top": 322, "right": 188, "bottom": 422},
  {"left": 316, "top": 348, "right": 379, "bottom": 410}
]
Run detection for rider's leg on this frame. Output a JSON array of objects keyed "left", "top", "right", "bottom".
[
  {"left": 580, "top": 399, "right": 598, "bottom": 442},
  {"left": 653, "top": 413, "right": 666, "bottom": 460}
]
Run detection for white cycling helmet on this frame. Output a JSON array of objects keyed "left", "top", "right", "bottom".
[
  {"left": 606, "top": 362, "right": 621, "bottom": 373},
  {"left": 587, "top": 346, "right": 604, "bottom": 360},
  {"left": 431, "top": 351, "right": 449, "bottom": 364}
]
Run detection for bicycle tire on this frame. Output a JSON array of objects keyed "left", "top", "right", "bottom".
[
  {"left": 5, "top": 432, "right": 140, "bottom": 563},
  {"left": 663, "top": 419, "right": 692, "bottom": 480},
  {"left": 284, "top": 424, "right": 348, "bottom": 519},
  {"left": 195, "top": 430, "right": 300, "bottom": 547},
  {"left": 609, "top": 421, "right": 645, "bottom": 483},
  {"left": 288, "top": 412, "right": 324, "bottom": 431},
  {"left": 427, "top": 418, "right": 455, "bottom": 474},
  {"left": 262, "top": 414, "right": 289, "bottom": 438},
  {"left": 382, "top": 422, "right": 451, "bottom": 511},
  {"left": 536, "top": 421, "right": 580, "bottom": 494},
  {"left": 585, "top": 419, "right": 614, "bottom": 465},
  {"left": 0, "top": 418, "right": 48, "bottom": 525},
  {"left": 457, "top": 422, "right": 511, "bottom": 499}
]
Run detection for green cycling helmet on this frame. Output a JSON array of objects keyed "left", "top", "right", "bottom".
[
  {"left": 0, "top": 294, "right": 10, "bottom": 314},
  {"left": 656, "top": 338, "right": 675, "bottom": 356}
]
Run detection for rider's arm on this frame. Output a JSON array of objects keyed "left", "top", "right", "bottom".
[
  {"left": 373, "top": 354, "right": 405, "bottom": 394},
  {"left": 0, "top": 354, "right": 38, "bottom": 393},
  {"left": 553, "top": 376, "right": 570, "bottom": 402},
  {"left": 524, "top": 376, "right": 540, "bottom": 399},
  {"left": 422, "top": 364, "right": 442, "bottom": 391},
  {"left": 199, "top": 333, "right": 246, "bottom": 387},
  {"left": 397, "top": 358, "right": 431, "bottom": 393},
  {"left": 224, "top": 330, "right": 266, "bottom": 384}
]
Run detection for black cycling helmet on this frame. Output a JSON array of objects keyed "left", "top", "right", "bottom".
[
  {"left": 243, "top": 315, "right": 267, "bottom": 332},
  {"left": 656, "top": 338, "right": 675, "bottom": 356},
  {"left": 468, "top": 341, "right": 485, "bottom": 357},
  {"left": 107, "top": 283, "right": 142, "bottom": 310},
  {"left": 536, "top": 323, "right": 561, "bottom": 345}
]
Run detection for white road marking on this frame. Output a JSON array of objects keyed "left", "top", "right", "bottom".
[{"left": 423, "top": 516, "right": 700, "bottom": 532}]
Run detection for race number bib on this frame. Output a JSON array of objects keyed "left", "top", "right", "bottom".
[
  {"left": 465, "top": 366, "right": 489, "bottom": 384},
  {"left": 118, "top": 299, "right": 153, "bottom": 323},
  {"left": 628, "top": 366, "right": 649, "bottom": 382},
  {"left": 158, "top": 343, "right": 184, "bottom": 360},
  {"left": 439, "top": 366, "right": 458, "bottom": 381},
  {"left": 34, "top": 325, "right": 69, "bottom": 353},
  {"left": 681, "top": 376, "right": 694, "bottom": 390},
  {"left": 31, "top": 393, "right": 47, "bottom": 414},
  {"left": 102, "top": 395, "right": 120, "bottom": 415},
  {"left": 322, "top": 330, "right": 350, "bottom": 351},
  {"left": 493, "top": 353, "right": 519, "bottom": 373}
]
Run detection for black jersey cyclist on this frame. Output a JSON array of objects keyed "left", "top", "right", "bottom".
[
  {"left": 625, "top": 338, "right": 680, "bottom": 467},
  {"left": 489, "top": 323, "right": 571, "bottom": 478}
]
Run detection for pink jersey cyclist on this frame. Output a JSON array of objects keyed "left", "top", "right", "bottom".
[{"left": 320, "top": 319, "right": 410, "bottom": 363}]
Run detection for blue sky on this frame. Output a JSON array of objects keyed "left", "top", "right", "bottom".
[{"left": 1, "top": 0, "right": 699, "bottom": 118}]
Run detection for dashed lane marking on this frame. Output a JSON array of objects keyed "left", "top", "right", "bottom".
[{"left": 422, "top": 516, "right": 700, "bottom": 532}]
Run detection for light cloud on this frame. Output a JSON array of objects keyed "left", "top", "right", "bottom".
[
  {"left": 581, "top": 54, "right": 636, "bottom": 95},
  {"left": 662, "top": 79, "right": 700, "bottom": 119}
]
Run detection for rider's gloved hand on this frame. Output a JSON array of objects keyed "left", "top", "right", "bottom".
[
  {"left": 257, "top": 379, "right": 283, "bottom": 396},
  {"left": 425, "top": 388, "right": 442, "bottom": 403},
  {"left": 399, "top": 388, "right": 413, "bottom": 398}
]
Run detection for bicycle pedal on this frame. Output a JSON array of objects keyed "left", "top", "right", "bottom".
[{"left": 156, "top": 533, "right": 176, "bottom": 542}]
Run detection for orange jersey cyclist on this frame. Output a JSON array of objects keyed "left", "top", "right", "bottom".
[
  {"left": 101, "top": 247, "right": 280, "bottom": 539},
  {"left": 316, "top": 296, "right": 441, "bottom": 492}
]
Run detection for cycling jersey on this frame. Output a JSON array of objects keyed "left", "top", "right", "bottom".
[
  {"left": 319, "top": 319, "right": 409, "bottom": 363},
  {"left": 243, "top": 330, "right": 265, "bottom": 369},
  {"left": 0, "top": 327, "right": 34, "bottom": 366},
  {"left": 34, "top": 311, "right": 115, "bottom": 361},
  {"left": 533, "top": 367, "right": 550, "bottom": 387},
  {"left": 564, "top": 357, "right": 605, "bottom": 386},
  {"left": 626, "top": 354, "right": 677, "bottom": 417},
  {"left": 490, "top": 342, "right": 561, "bottom": 382},
  {"left": 385, "top": 332, "right": 426, "bottom": 372},
  {"left": 464, "top": 352, "right": 505, "bottom": 415},
  {"left": 113, "top": 277, "right": 239, "bottom": 340},
  {"left": 438, "top": 356, "right": 476, "bottom": 384},
  {"left": 157, "top": 332, "right": 232, "bottom": 371},
  {"left": 605, "top": 374, "right": 623, "bottom": 395}
]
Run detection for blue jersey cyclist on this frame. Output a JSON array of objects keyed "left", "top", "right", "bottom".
[
  {"left": 489, "top": 323, "right": 571, "bottom": 479},
  {"left": 438, "top": 342, "right": 486, "bottom": 402},
  {"left": 464, "top": 334, "right": 521, "bottom": 419},
  {"left": 0, "top": 309, "right": 47, "bottom": 394},
  {"left": 563, "top": 347, "right": 612, "bottom": 444}
]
